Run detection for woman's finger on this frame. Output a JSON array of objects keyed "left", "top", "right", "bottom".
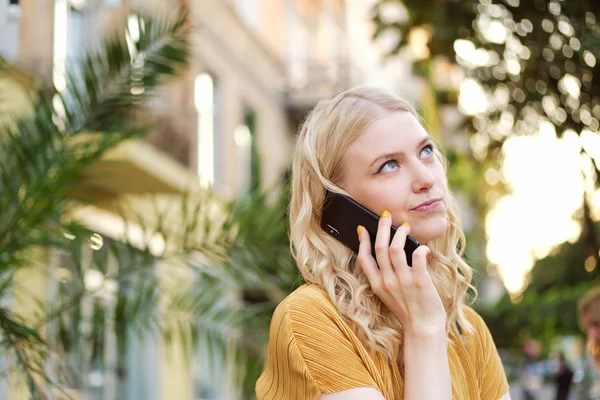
[
  {"left": 389, "top": 222, "right": 411, "bottom": 282},
  {"left": 356, "top": 225, "right": 380, "bottom": 284},
  {"left": 411, "top": 245, "right": 431, "bottom": 283},
  {"left": 374, "top": 210, "right": 393, "bottom": 275}
]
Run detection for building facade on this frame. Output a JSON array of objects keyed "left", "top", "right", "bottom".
[{"left": 0, "top": 1, "right": 369, "bottom": 399}]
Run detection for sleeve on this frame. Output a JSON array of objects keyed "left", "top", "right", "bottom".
[
  {"left": 256, "top": 291, "right": 379, "bottom": 399},
  {"left": 467, "top": 309, "right": 510, "bottom": 400}
]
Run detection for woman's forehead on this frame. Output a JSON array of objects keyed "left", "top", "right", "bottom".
[{"left": 350, "top": 112, "right": 425, "bottom": 150}]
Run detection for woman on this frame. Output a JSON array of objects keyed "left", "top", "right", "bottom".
[
  {"left": 578, "top": 286, "right": 600, "bottom": 373},
  {"left": 256, "top": 87, "right": 510, "bottom": 399}
]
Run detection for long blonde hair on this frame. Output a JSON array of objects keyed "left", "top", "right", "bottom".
[
  {"left": 578, "top": 286, "right": 600, "bottom": 370},
  {"left": 289, "top": 87, "right": 476, "bottom": 363}
]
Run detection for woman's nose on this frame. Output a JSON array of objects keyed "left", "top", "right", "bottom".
[{"left": 411, "top": 162, "right": 434, "bottom": 193}]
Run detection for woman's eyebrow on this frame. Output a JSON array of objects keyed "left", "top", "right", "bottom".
[
  {"left": 369, "top": 152, "right": 401, "bottom": 169},
  {"left": 368, "top": 137, "right": 431, "bottom": 168}
]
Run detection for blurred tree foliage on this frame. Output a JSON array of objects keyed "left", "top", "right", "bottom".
[
  {"left": 372, "top": 0, "right": 600, "bottom": 349},
  {"left": 479, "top": 234, "right": 600, "bottom": 350}
]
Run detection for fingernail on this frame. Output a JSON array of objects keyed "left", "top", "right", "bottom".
[
  {"left": 402, "top": 222, "right": 410, "bottom": 227},
  {"left": 381, "top": 210, "right": 390, "bottom": 218},
  {"left": 357, "top": 225, "right": 363, "bottom": 235}
]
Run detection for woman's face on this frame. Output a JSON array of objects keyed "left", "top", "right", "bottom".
[{"left": 339, "top": 110, "right": 448, "bottom": 244}]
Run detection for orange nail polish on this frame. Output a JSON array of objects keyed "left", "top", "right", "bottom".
[
  {"left": 381, "top": 210, "right": 390, "bottom": 218},
  {"left": 357, "top": 225, "right": 363, "bottom": 235},
  {"left": 402, "top": 222, "right": 410, "bottom": 227}
]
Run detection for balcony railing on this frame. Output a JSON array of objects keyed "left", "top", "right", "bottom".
[
  {"left": 285, "top": 58, "right": 358, "bottom": 105},
  {"left": 284, "top": 57, "right": 360, "bottom": 129}
]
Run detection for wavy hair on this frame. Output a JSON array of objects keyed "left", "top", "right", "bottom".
[
  {"left": 289, "top": 86, "right": 476, "bottom": 363},
  {"left": 578, "top": 286, "right": 600, "bottom": 371}
]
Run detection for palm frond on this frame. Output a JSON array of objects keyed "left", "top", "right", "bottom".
[
  {"left": 0, "top": 10, "right": 192, "bottom": 397},
  {"left": 2, "top": 8, "right": 301, "bottom": 399},
  {"left": 152, "top": 187, "right": 299, "bottom": 397},
  {"left": 57, "top": 12, "right": 190, "bottom": 134},
  {"left": 0, "top": 307, "right": 50, "bottom": 400},
  {"left": 18, "top": 182, "right": 299, "bottom": 398},
  {"left": 0, "top": 9, "right": 191, "bottom": 269}
]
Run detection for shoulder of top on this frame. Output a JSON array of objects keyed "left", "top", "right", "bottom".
[
  {"left": 274, "top": 283, "right": 337, "bottom": 317},
  {"left": 280, "top": 283, "right": 331, "bottom": 307}
]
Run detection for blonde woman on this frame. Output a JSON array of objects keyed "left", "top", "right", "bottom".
[
  {"left": 578, "top": 286, "right": 600, "bottom": 372},
  {"left": 256, "top": 87, "right": 510, "bottom": 400}
]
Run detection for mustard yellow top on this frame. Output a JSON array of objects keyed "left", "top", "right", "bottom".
[{"left": 256, "top": 284, "right": 509, "bottom": 400}]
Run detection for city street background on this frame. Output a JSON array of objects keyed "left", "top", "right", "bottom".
[{"left": 0, "top": 0, "right": 599, "bottom": 399}]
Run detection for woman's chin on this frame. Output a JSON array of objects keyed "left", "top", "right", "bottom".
[{"left": 411, "top": 218, "right": 448, "bottom": 244}]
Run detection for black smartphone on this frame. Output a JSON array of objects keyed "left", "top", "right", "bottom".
[{"left": 320, "top": 191, "right": 420, "bottom": 266}]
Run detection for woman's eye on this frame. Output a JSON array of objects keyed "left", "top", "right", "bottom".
[
  {"left": 420, "top": 144, "right": 434, "bottom": 158},
  {"left": 376, "top": 160, "right": 399, "bottom": 174}
]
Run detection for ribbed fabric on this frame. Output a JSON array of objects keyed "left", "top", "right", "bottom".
[{"left": 256, "top": 284, "right": 509, "bottom": 400}]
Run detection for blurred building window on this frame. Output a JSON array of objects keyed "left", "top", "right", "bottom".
[
  {"left": 67, "top": 2, "right": 86, "bottom": 60},
  {"left": 195, "top": 73, "right": 220, "bottom": 187},
  {"left": 287, "top": 2, "right": 309, "bottom": 89},
  {"left": 246, "top": 109, "right": 260, "bottom": 191},
  {"left": 1, "top": 0, "right": 20, "bottom": 59},
  {"left": 53, "top": 0, "right": 69, "bottom": 91},
  {"left": 53, "top": 0, "right": 107, "bottom": 92},
  {"left": 52, "top": 237, "right": 159, "bottom": 399},
  {"left": 234, "top": 108, "right": 260, "bottom": 193},
  {"left": 234, "top": 123, "right": 251, "bottom": 192},
  {"left": 7, "top": 0, "right": 19, "bottom": 16},
  {"left": 234, "top": 0, "right": 258, "bottom": 29},
  {"left": 53, "top": 0, "right": 89, "bottom": 92}
]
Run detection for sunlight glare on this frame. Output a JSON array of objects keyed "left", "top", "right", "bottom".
[
  {"left": 481, "top": 20, "right": 508, "bottom": 44},
  {"left": 559, "top": 74, "right": 581, "bottom": 98},
  {"left": 581, "top": 130, "right": 600, "bottom": 162},
  {"left": 459, "top": 79, "right": 488, "bottom": 115},
  {"left": 487, "top": 133, "right": 584, "bottom": 293},
  {"left": 454, "top": 39, "right": 493, "bottom": 67}
]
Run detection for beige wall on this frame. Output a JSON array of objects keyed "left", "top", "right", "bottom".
[
  {"left": 160, "top": 0, "right": 293, "bottom": 197},
  {"left": 18, "top": 0, "right": 55, "bottom": 79},
  {"left": 255, "top": 0, "right": 286, "bottom": 59}
]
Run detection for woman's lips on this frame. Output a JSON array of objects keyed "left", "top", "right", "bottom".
[{"left": 411, "top": 199, "right": 442, "bottom": 213}]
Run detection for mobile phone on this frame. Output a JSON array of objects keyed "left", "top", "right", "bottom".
[{"left": 320, "top": 191, "right": 420, "bottom": 266}]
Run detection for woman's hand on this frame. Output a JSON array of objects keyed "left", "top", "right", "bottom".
[{"left": 356, "top": 210, "right": 446, "bottom": 337}]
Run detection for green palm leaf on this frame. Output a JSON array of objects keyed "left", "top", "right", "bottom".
[
  {"left": 158, "top": 187, "right": 300, "bottom": 397},
  {"left": 1, "top": 8, "right": 299, "bottom": 399},
  {"left": 0, "top": 10, "right": 191, "bottom": 397}
]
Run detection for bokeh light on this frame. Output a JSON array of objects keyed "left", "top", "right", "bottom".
[{"left": 486, "top": 129, "right": 585, "bottom": 293}]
